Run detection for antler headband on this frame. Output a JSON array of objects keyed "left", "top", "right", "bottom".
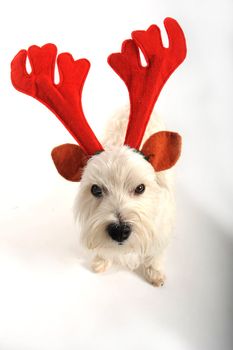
[{"left": 11, "top": 17, "right": 186, "bottom": 180}]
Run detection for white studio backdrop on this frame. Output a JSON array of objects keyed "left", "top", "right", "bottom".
[{"left": 0, "top": 1, "right": 232, "bottom": 350}]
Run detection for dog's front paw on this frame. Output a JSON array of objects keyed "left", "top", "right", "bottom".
[
  {"left": 91, "top": 256, "right": 111, "bottom": 273},
  {"left": 144, "top": 266, "right": 166, "bottom": 287}
]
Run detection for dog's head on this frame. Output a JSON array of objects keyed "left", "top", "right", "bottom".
[
  {"left": 73, "top": 145, "right": 174, "bottom": 255},
  {"left": 51, "top": 128, "right": 181, "bottom": 254}
]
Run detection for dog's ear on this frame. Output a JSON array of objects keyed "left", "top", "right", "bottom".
[
  {"left": 141, "top": 131, "right": 182, "bottom": 172},
  {"left": 51, "top": 144, "right": 89, "bottom": 182}
]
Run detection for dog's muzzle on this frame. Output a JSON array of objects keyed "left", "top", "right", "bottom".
[{"left": 106, "top": 222, "right": 131, "bottom": 243}]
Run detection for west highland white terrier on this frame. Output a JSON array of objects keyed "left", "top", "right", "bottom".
[
  {"left": 74, "top": 108, "right": 175, "bottom": 286},
  {"left": 11, "top": 18, "right": 186, "bottom": 286}
]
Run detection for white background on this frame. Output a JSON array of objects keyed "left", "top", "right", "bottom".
[{"left": 0, "top": 0, "right": 233, "bottom": 349}]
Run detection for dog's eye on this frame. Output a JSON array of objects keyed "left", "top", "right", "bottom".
[
  {"left": 91, "top": 184, "right": 103, "bottom": 198},
  {"left": 134, "top": 184, "right": 145, "bottom": 194}
]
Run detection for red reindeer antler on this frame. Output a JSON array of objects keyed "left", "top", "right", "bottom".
[
  {"left": 11, "top": 44, "right": 103, "bottom": 155},
  {"left": 108, "top": 17, "right": 186, "bottom": 149},
  {"left": 11, "top": 18, "right": 186, "bottom": 181}
]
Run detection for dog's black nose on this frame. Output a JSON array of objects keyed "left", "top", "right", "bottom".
[{"left": 106, "top": 222, "right": 131, "bottom": 243}]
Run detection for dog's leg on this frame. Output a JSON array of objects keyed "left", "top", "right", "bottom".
[
  {"left": 143, "top": 254, "right": 166, "bottom": 287},
  {"left": 91, "top": 255, "right": 112, "bottom": 273}
]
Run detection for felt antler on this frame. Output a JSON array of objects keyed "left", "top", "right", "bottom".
[
  {"left": 108, "top": 17, "right": 186, "bottom": 149},
  {"left": 11, "top": 18, "right": 186, "bottom": 180},
  {"left": 11, "top": 44, "right": 103, "bottom": 155}
]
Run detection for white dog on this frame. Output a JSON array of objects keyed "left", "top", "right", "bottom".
[
  {"left": 11, "top": 18, "right": 186, "bottom": 287},
  {"left": 74, "top": 107, "right": 175, "bottom": 287}
]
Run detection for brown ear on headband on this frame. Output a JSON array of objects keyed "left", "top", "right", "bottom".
[
  {"left": 51, "top": 144, "right": 89, "bottom": 182},
  {"left": 141, "top": 131, "right": 182, "bottom": 172}
]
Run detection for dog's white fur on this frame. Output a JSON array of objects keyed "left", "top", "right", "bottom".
[{"left": 74, "top": 106, "right": 175, "bottom": 286}]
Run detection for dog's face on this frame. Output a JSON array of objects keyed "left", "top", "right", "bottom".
[{"left": 74, "top": 146, "right": 170, "bottom": 256}]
